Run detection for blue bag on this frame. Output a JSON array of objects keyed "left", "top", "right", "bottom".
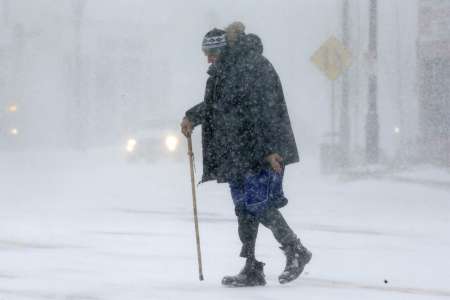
[{"left": 229, "top": 168, "right": 288, "bottom": 216}]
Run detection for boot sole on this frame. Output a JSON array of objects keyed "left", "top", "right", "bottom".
[
  {"left": 279, "top": 251, "right": 312, "bottom": 284},
  {"left": 222, "top": 281, "right": 266, "bottom": 288},
  {"left": 222, "top": 277, "right": 266, "bottom": 288}
]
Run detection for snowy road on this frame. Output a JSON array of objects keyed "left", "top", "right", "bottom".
[{"left": 1, "top": 150, "right": 450, "bottom": 300}]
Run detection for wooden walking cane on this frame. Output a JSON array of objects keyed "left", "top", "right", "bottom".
[{"left": 187, "top": 135, "right": 204, "bottom": 281}]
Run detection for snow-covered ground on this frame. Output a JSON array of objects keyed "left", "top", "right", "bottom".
[{"left": 1, "top": 149, "right": 450, "bottom": 300}]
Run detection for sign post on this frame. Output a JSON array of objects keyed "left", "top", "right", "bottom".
[{"left": 311, "top": 36, "right": 352, "bottom": 172}]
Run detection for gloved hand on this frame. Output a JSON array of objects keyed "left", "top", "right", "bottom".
[
  {"left": 266, "top": 153, "right": 283, "bottom": 174},
  {"left": 180, "top": 117, "right": 193, "bottom": 137}
]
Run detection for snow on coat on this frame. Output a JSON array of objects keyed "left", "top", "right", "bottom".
[{"left": 186, "top": 32, "right": 299, "bottom": 183}]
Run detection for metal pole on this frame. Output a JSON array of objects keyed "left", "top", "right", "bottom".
[
  {"left": 395, "top": 2, "right": 404, "bottom": 158},
  {"left": 365, "top": 0, "right": 380, "bottom": 164},
  {"left": 187, "top": 135, "right": 204, "bottom": 281},
  {"left": 72, "top": 0, "right": 86, "bottom": 149},
  {"left": 0, "top": 0, "right": 10, "bottom": 111},
  {"left": 331, "top": 81, "right": 336, "bottom": 144},
  {"left": 340, "top": 0, "right": 350, "bottom": 166},
  {"left": 2, "top": 0, "right": 9, "bottom": 26}
]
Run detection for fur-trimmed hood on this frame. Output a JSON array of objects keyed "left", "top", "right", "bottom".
[
  {"left": 225, "top": 21, "right": 264, "bottom": 55},
  {"left": 225, "top": 22, "right": 246, "bottom": 47}
]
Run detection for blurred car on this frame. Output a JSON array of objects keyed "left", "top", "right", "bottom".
[{"left": 123, "top": 121, "right": 184, "bottom": 162}]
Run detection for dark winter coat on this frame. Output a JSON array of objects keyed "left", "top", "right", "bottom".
[{"left": 186, "top": 33, "right": 299, "bottom": 183}]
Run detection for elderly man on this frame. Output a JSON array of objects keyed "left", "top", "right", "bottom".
[{"left": 181, "top": 23, "right": 311, "bottom": 287}]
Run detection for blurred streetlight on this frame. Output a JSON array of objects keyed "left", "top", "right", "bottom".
[{"left": 8, "top": 104, "right": 17, "bottom": 112}]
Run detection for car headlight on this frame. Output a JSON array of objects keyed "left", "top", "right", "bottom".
[
  {"left": 165, "top": 135, "right": 179, "bottom": 152},
  {"left": 9, "top": 128, "right": 19, "bottom": 136},
  {"left": 126, "top": 138, "right": 137, "bottom": 153}
]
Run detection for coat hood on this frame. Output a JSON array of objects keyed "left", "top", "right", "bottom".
[
  {"left": 207, "top": 22, "right": 264, "bottom": 75},
  {"left": 244, "top": 33, "right": 263, "bottom": 55},
  {"left": 225, "top": 21, "right": 264, "bottom": 55}
]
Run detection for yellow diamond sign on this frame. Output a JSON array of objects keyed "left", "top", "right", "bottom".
[{"left": 311, "top": 36, "right": 352, "bottom": 81}]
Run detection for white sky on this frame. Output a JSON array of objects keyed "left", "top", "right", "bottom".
[{"left": 1, "top": 0, "right": 418, "bottom": 154}]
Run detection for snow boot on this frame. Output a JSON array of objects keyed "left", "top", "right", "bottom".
[
  {"left": 278, "top": 239, "right": 312, "bottom": 284},
  {"left": 222, "top": 259, "right": 266, "bottom": 287}
]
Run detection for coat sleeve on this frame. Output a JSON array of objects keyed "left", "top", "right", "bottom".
[
  {"left": 185, "top": 102, "right": 205, "bottom": 127},
  {"left": 185, "top": 74, "right": 216, "bottom": 127}
]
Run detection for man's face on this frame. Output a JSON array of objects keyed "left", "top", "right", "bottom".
[
  {"left": 203, "top": 47, "right": 222, "bottom": 64},
  {"left": 207, "top": 54, "right": 219, "bottom": 64}
]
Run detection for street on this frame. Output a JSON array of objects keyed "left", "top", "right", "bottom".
[{"left": 1, "top": 149, "right": 449, "bottom": 300}]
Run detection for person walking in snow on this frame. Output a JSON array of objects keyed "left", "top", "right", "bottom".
[{"left": 181, "top": 22, "right": 311, "bottom": 287}]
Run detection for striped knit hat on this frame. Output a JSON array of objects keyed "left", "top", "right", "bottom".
[{"left": 202, "top": 28, "right": 227, "bottom": 54}]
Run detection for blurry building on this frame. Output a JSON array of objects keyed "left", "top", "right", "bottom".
[
  {"left": 82, "top": 19, "right": 172, "bottom": 147},
  {"left": 340, "top": 1, "right": 419, "bottom": 168},
  {"left": 417, "top": 0, "right": 450, "bottom": 167}
]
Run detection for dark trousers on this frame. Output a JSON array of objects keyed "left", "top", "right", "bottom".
[{"left": 237, "top": 207, "right": 298, "bottom": 259}]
